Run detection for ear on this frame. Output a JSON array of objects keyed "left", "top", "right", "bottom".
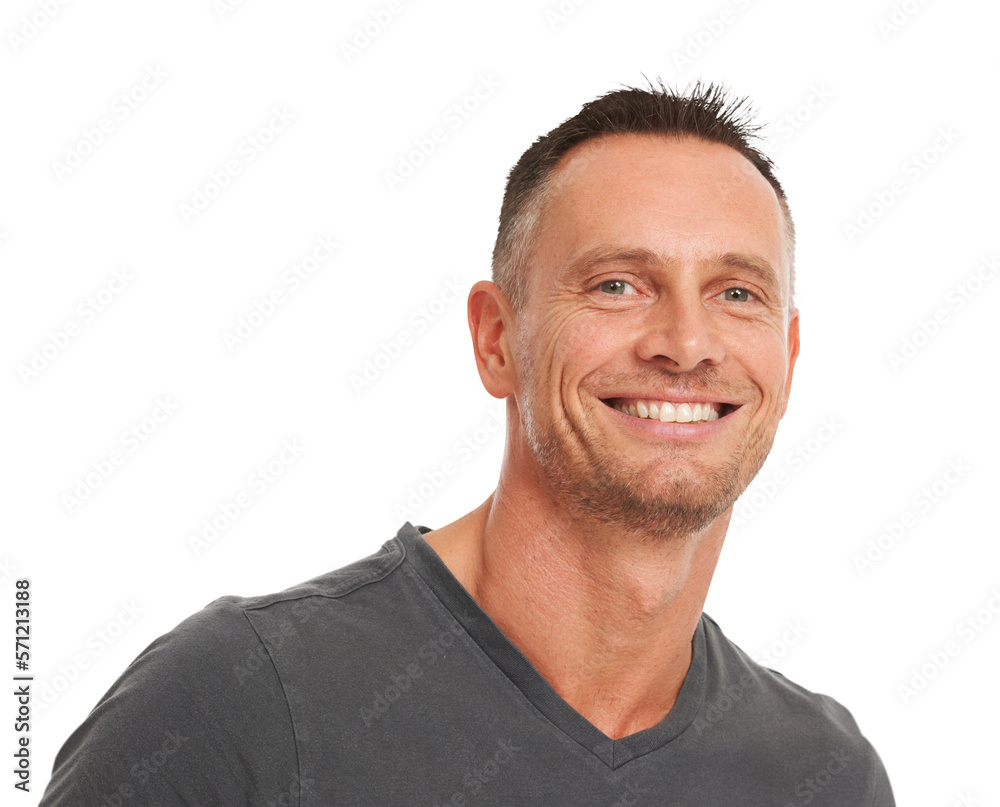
[
  {"left": 780, "top": 307, "right": 800, "bottom": 418},
  {"left": 468, "top": 280, "right": 517, "bottom": 399}
]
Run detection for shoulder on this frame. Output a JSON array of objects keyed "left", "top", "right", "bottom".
[
  {"left": 110, "top": 534, "right": 407, "bottom": 699},
  {"left": 699, "top": 612, "right": 864, "bottom": 736},
  {"left": 41, "top": 598, "right": 298, "bottom": 805},
  {"left": 696, "top": 613, "right": 895, "bottom": 806},
  {"left": 40, "top": 537, "right": 406, "bottom": 807},
  {"left": 230, "top": 531, "right": 406, "bottom": 614}
]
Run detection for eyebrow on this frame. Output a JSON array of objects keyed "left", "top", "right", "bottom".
[
  {"left": 714, "top": 251, "right": 781, "bottom": 294},
  {"left": 562, "top": 245, "right": 781, "bottom": 294},
  {"left": 562, "top": 246, "right": 661, "bottom": 279}
]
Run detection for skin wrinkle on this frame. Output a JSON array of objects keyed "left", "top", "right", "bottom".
[
  {"left": 517, "top": 246, "right": 782, "bottom": 538},
  {"left": 504, "top": 136, "right": 797, "bottom": 315},
  {"left": 426, "top": 133, "right": 799, "bottom": 739}
]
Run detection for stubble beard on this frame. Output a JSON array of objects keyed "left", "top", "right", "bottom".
[{"left": 520, "top": 366, "right": 779, "bottom": 542}]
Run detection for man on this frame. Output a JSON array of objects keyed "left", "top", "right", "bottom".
[{"left": 41, "top": 81, "right": 894, "bottom": 805}]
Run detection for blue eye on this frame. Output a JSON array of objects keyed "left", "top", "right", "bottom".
[
  {"left": 600, "top": 280, "right": 633, "bottom": 295},
  {"left": 723, "top": 287, "right": 753, "bottom": 302}
]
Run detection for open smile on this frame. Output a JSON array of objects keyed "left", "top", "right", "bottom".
[{"left": 602, "top": 397, "right": 741, "bottom": 424}]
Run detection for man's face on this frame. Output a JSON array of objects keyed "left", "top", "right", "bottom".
[{"left": 510, "top": 134, "right": 799, "bottom": 538}]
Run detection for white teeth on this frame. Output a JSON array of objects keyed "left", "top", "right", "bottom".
[{"left": 614, "top": 399, "right": 724, "bottom": 423}]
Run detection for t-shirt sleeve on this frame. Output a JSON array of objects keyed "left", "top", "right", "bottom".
[
  {"left": 39, "top": 598, "right": 301, "bottom": 807},
  {"left": 867, "top": 741, "right": 896, "bottom": 807}
]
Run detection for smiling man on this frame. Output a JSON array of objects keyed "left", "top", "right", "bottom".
[
  {"left": 427, "top": 119, "right": 800, "bottom": 739},
  {"left": 41, "top": 82, "right": 893, "bottom": 806}
]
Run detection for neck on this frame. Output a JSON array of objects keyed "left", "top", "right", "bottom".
[{"left": 424, "top": 453, "right": 730, "bottom": 739}]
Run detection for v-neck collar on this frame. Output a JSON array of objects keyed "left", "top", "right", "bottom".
[{"left": 396, "top": 522, "right": 708, "bottom": 770}]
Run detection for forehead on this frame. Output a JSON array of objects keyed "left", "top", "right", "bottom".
[{"left": 533, "top": 134, "right": 789, "bottom": 291}]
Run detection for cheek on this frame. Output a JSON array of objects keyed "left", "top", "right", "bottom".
[
  {"left": 550, "top": 315, "right": 632, "bottom": 391},
  {"left": 560, "top": 317, "right": 611, "bottom": 363},
  {"left": 517, "top": 309, "right": 575, "bottom": 390},
  {"left": 730, "top": 329, "right": 790, "bottom": 404},
  {"left": 521, "top": 313, "right": 621, "bottom": 421}
]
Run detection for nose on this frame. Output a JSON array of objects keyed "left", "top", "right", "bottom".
[{"left": 633, "top": 295, "right": 725, "bottom": 372}]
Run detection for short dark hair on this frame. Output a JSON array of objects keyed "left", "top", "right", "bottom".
[{"left": 492, "top": 79, "right": 795, "bottom": 311}]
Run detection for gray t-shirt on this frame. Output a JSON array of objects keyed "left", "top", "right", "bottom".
[{"left": 41, "top": 523, "right": 894, "bottom": 806}]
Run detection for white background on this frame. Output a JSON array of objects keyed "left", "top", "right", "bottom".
[{"left": 3, "top": 0, "right": 998, "bottom": 803}]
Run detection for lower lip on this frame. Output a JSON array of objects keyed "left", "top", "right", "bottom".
[{"left": 604, "top": 404, "right": 739, "bottom": 441}]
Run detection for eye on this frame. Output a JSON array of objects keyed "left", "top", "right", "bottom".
[
  {"left": 599, "top": 279, "right": 636, "bottom": 295},
  {"left": 721, "top": 287, "right": 755, "bottom": 302}
]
